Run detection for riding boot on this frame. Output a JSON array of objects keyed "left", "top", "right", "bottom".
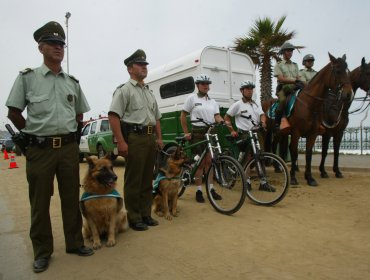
[{"left": 275, "top": 111, "right": 282, "bottom": 131}]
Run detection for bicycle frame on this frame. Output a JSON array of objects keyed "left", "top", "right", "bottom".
[{"left": 177, "top": 126, "right": 224, "bottom": 186}]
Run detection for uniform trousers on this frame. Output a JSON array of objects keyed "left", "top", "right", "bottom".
[
  {"left": 276, "top": 84, "right": 295, "bottom": 116},
  {"left": 26, "top": 142, "right": 83, "bottom": 260},
  {"left": 124, "top": 132, "right": 156, "bottom": 224}
]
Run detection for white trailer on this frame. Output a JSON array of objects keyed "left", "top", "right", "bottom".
[{"left": 146, "top": 46, "right": 256, "bottom": 143}]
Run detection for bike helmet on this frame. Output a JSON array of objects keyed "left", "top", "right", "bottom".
[
  {"left": 279, "top": 42, "right": 295, "bottom": 54},
  {"left": 195, "top": 74, "right": 212, "bottom": 84},
  {"left": 240, "top": 81, "right": 255, "bottom": 89},
  {"left": 302, "top": 54, "right": 315, "bottom": 65}
]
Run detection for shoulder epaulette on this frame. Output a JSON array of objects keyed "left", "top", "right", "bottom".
[
  {"left": 19, "top": 68, "right": 33, "bottom": 75},
  {"left": 116, "top": 83, "right": 125, "bottom": 89},
  {"left": 68, "top": 74, "right": 79, "bottom": 83}
]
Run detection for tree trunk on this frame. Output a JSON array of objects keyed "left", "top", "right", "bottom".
[{"left": 259, "top": 56, "right": 273, "bottom": 102}]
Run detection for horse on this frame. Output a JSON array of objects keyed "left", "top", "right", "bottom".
[
  {"left": 264, "top": 53, "right": 353, "bottom": 186},
  {"left": 319, "top": 58, "right": 370, "bottom": 178}
]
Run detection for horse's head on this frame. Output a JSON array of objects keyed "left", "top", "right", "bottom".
[
  {"left": 328, "top": 53, "right": 353, "bottom": 102},
  {"left": 360, "top": 57, "right": 370, "bottom": 96}
]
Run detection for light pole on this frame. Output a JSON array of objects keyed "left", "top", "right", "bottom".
[{"left": 65, "top": 12, "right": 71, "bottom": 74}]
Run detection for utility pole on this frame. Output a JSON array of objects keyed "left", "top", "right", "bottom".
[{"left": 65, "top": 12, "right": 71, "bottom": 74}]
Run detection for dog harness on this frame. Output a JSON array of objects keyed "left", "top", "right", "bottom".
[
  {"left": 152, "top": 172, "right": 180, "bottom": 195},
  {"left": 80, "top": 189, "right": 122, "bottom": 201}
]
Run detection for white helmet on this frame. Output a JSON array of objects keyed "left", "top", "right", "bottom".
[
  {"left": 195, "top": 74, "right": 212, "bottom": 84},
  {"left": 240, "top": 81, "right": 255, "bottom": 89}
]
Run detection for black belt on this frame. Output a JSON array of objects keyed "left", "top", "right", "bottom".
[
  {"left": 192, "top": 126, "right": 208, "bottom": 132},
  {"left": 126, "top": 124, "right": 155, "bottom": 135},
  {"left": 28, "top": 133, "right": 77, "bottom": 148}
]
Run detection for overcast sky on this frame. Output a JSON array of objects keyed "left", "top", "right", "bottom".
[{"left": 1, "top": 0, "right": 369, "bottom": 130}]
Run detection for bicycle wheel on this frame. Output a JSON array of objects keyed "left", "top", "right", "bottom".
[
  {"left": 178, "top": 165, "right": 191, "bottom": 197},
  {"left": 244, "top": 152, "right": 289, "bottom": 206},
  {"left": 205, "top": 155, "right": 247, "bottom": 215}
]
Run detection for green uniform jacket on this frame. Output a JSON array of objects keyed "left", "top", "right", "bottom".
[{"left": 6, "top": 64, "right": 90, "bottom": 135}]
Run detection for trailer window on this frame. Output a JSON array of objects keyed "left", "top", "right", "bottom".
[{"left": 160, "top": 77, "right": 195, "bottom": 99}]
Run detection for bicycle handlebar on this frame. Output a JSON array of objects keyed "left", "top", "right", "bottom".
[{"left": 191, "top": 118, "right": 231, "bottom": 129}]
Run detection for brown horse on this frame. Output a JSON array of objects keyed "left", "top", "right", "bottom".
[
  {"left": 319, "top": 57, "right": 370, "bottom": 178},
  {"left": 265, "top": 53, "right": 353, "bottom": 187}
]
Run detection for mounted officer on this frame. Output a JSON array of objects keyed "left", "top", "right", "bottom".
[
  {"left": 299, "top": 54, "right": 317, "bottom": 85},
  {"left": 274, "top": 41, "right": 302, "bottom": 130}
]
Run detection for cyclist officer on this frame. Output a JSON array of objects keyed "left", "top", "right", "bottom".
[
  {"left": 224, "top": 81, "right": 266, "bottom": 163},
  {"left": 180, "top": 74, "right": 223, "bottom": 203}
]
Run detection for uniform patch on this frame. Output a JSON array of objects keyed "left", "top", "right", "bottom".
[{"left": 67, "top": 94, "right": 73, "bottom": 102}]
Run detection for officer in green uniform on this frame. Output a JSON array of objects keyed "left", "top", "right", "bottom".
[
  {"left": 299, "top": 54, "right": 317, "bottom": 84},
  {"left": 108, "top": 49, "right": 163, "bottom": 231},
  {"left": 274, "top": 42, "right": 301, "bottom": 129},
  {"left": 5, "top": 21, "right": 93, "bottom": 273}
]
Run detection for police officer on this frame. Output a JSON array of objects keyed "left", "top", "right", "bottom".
[
  {"left": 274, "top": 41, "right": 301, "bottom": 129},
  {"left": 108, "top": 49, "right": 163, "bottom": 231},
  {"left": 224, "top": 81, "right": 275, "bottom": 192},
  {"left": 299, "top": 54, "right": 317, "bottom": 84},
  {"left": 224, "top": 81, "right": 266, "bottom": 160},
  {"left": 5, "top": 21, "right": 93, "bottom": 273},
  {"left": 180, "top": 74, "right": 223, "bottom": 203}
]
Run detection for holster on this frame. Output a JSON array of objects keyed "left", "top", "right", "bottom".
[
  {"left": 120, "top": 121, "right": 129, "bottom": 143},
  {"left": 12, "top": 132, "right": 29, "bottom": 155},
  {"left": 76, "top": 122, "right": 83, "bottom": 144}
]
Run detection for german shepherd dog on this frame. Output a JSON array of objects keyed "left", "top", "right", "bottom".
[
  {"left": 153, "top": 146, "right": 186, "bottom": 220},
  {"left": 80, "top": 156, "right": 128, "bottom": 249}
]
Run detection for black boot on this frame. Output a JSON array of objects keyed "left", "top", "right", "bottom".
[{"left": 274, "top": 112, "right": 282, "bottom": 131}]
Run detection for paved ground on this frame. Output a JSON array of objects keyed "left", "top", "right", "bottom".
[{"left": 1, "top": 153, "right": 370, "bottom": 280}]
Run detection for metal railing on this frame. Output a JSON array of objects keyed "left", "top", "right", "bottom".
[{"left": 298, "top": 126, "right": 370, "bottom": 155}]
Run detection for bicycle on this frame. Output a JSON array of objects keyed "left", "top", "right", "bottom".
[
  {"left": 224, "top": 125, "right": 290, "bottom": 206},
  {"left": 162, "top": 119, "right": 247, "bottom": 215}
]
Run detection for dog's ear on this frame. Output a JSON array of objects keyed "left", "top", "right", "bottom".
[{"left": 86, "top": 156, "right": 96, "bottom": 170}]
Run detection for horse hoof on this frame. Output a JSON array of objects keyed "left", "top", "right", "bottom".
[
  {"left": 320, "top": 172, "right": 329, "bottom": 178},
  {"left": 335, "top": 172, "right": 343, "bottom": 178},
  {"left": 307, "top": 179, "right": 318, "bottom": 187},
  {"left": 290, "top": 178, "right": 298, "bottom": 185}
]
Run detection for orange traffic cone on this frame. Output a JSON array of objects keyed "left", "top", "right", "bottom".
[
  {"left": 3, "top": 149, "right": 9, "bottom": 160},
  {"left": 8, "top": 152, "right": 18, "bottom": 169}
]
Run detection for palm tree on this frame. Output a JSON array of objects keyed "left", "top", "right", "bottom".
[{"left": 234, "top": 16, "right": 301, "bottom": 102}]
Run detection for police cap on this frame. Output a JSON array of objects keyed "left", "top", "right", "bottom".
[
  {"left": 279, "top": 42, "right": 295, "bottom": 54},
  {"left": 303, "top": 54, "right": 315, "bottom": 64},
  {"left": 124, "top": 49, "right": 149, "bottom": 66},
  {"left": 33, "top": 21, "right": 65, "bottom": 44}
]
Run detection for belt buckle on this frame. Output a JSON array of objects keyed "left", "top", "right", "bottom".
[
  {"left": 147, "top": 126, "right": 153, "bottom": 134},
  {"left": 52, "top": 137, "right": 62, "bottom": 148}
]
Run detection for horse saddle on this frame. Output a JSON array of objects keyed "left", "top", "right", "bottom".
[{"left": 267, "top": 90, "right": 301, "bottom": 119}]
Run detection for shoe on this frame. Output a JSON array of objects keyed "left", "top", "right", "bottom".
[
  {"left": 66, "top": 246, "right": 94, "bottom": 256},
  {"left": 196, "top": 190, "right": 205, "bottom": 203},
  {"left": 129, "top": 221, "right": 148, "bottom": 231},
  {"left": 247, "top": 182, "right": 252, "bottom": 191},
  {"left": 210, "top": 189, "right": 222, "bottom": 200},
  {"left": 142, "top": 216, "right": 159, "bottom": 226},
  {"left": 259, "top": 183, "right": 276, "bottom": 192},
  {"left": 33, "top": 257, "right": 50, "bottom": 273}
]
